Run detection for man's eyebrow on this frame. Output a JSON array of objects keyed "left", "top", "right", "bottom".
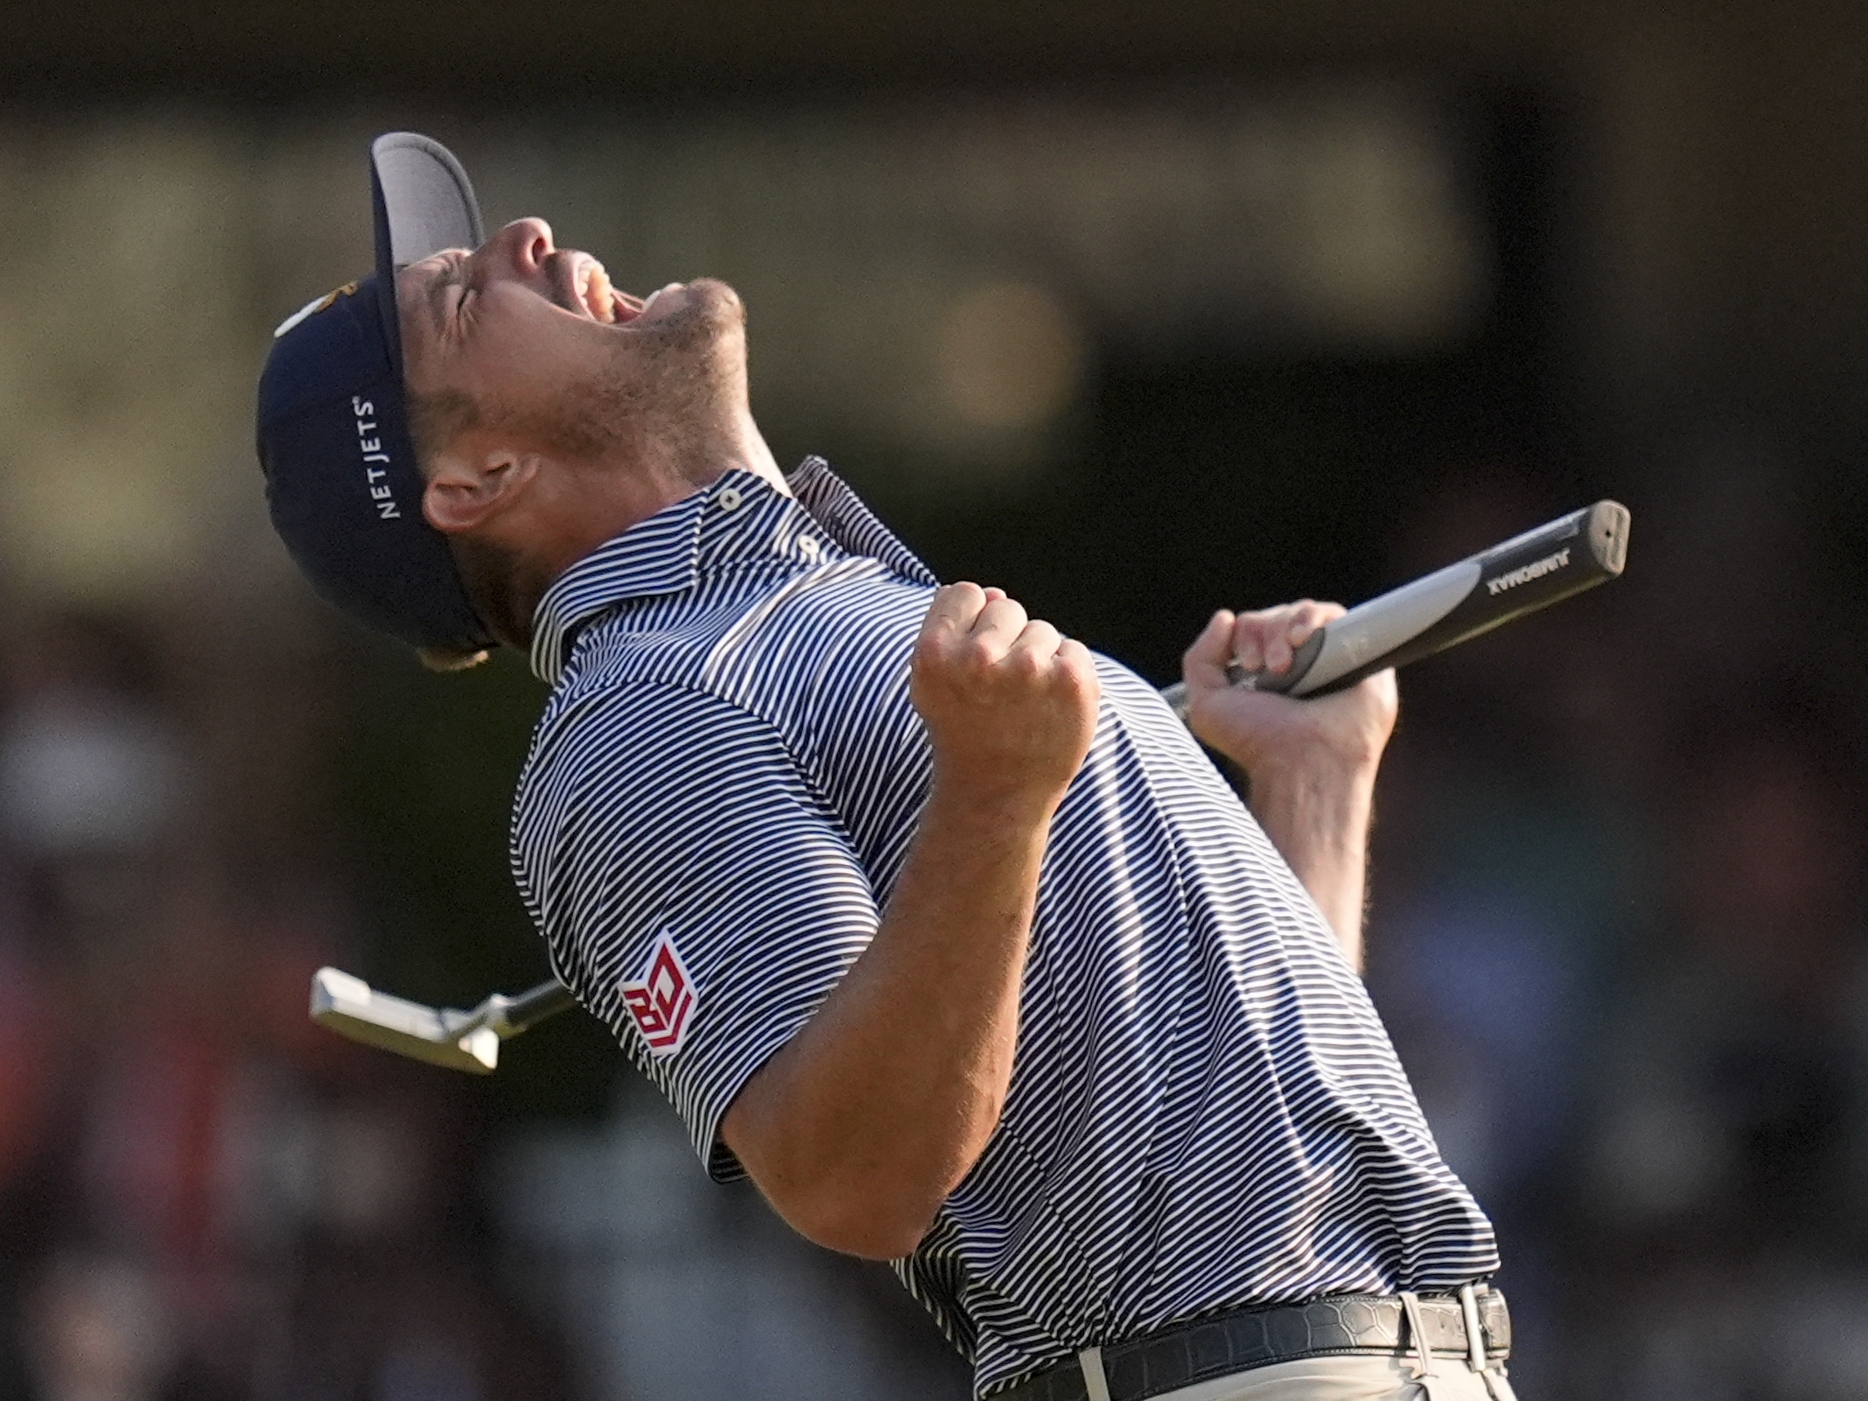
[{"left": 422, "top": 257, "right": 464, "bottom": 334}]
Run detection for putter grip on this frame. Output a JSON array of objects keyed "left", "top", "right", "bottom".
[{"left": 1162, "top": 500, "right": 1629, "bottom": 714}]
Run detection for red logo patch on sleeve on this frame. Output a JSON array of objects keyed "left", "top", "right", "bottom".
[{"left": 620, "top": 933, "right": 697, "bottom": 1058}]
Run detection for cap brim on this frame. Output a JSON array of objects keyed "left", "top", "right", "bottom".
[{"left": 370, "top": 133, "right": 486, "bottom": 376}]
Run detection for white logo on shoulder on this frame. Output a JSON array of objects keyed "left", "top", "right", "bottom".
[{"left": 620, "top": 932, "right": 698, "bottom": 1058}]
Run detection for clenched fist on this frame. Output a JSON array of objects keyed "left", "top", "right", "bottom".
[{"left": 911, "top": 584, "right": 1101, "bottom": 816}]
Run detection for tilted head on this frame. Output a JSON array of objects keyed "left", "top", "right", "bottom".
[{"left": 256, "top": 133, "right": 767, "bottom": 665}]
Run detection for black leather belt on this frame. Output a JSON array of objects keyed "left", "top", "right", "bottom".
[{"left": 993, "top": 1288, "right": 1511, "bottom": 1401}]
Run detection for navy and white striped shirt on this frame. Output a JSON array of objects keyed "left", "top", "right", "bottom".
[{"left": 510, "top": 459, "right": 1497, "bottom": 1397}]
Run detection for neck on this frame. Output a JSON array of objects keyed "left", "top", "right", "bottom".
[
  {"left": 468, "top": 412, "right": 788, "bottom": 649},
  {"left": 667, "top": 405, "right": 789, "bottom": 498},
  {"left": 450, "top": 533, "right": 555, "bottom": 653}
]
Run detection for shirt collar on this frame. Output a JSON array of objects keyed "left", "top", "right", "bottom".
[{"left": 528, "top": 457, "right": 937, "bottom": 685}]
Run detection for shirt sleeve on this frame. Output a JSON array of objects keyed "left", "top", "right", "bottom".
[{"left": 512, "top": 680, "right": 881, "bottom": 1180}]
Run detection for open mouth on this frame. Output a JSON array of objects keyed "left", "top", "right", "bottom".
[
  {"left": 551, "top": 252, "right": 689, "bottom": 327},
  {"left": 548, "top": 254, "right": 629, "bottom": 324},
  {"left": 567, "top": 257, "right": 634, "bottom": 324}
]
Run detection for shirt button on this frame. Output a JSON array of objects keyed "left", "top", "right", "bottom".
[
  {"left": 716, "top": 486, "right": 743, "bottom": 511},
  {"left": 798, "top": 536, "right": 820, "bottom": 560}
]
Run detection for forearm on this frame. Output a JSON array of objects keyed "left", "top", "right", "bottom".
[
  {"left": 1247, "top": 758, "right": 1377, "bottom": 969},
  {"left": 722, "top": 780, "right": 1052, "bottom": 1258},
  {"left": 1181, "top": 606, "right": 1396, "bottom": 970}
]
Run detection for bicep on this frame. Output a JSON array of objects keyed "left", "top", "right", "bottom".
[{"left": 518, "top": 684, "right": 880, "bottom": 1176}]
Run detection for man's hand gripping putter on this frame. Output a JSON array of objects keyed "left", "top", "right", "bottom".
[{"left": 1162, "top": 500, "right": 1630, "bottom": 716}]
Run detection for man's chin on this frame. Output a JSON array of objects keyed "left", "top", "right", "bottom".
[
  {"left": 679, "top": 277, "right": 744, "bottom": 327},
  {"left": 634, "top": 279, "right": 746, "bottom": 364}
]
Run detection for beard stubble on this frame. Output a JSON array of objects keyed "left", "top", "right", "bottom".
[{"left": 509, "top": 280, "right": 746, "bottom": 489}]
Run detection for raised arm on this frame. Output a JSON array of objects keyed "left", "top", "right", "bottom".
[
  {"left": 721, "top": 583, "right": 1100, "bottom": 1260},
  {"left": 1179, "top": 602, "right": 1399, "bottom": 970}
]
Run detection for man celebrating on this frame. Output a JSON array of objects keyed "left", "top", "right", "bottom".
[{"left": 257, "top": 133, "right": 1516, "bottom": 1401}]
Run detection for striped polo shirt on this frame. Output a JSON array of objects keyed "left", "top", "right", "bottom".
[{"left": 509, "top": 459, "right": 1497, "bottom": 1397}]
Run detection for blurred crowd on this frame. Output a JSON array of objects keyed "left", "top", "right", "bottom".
[
  {"left": 0, "top": 597, "right": 581, "bottom": 1401},
  {"left": 0, "top": 429, "right": 1864, "bottom": 1401},
  {"left": 1363, "top": 441, "right": 1868, "bottom": 1401}
]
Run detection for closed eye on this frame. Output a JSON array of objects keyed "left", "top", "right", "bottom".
[{"left": 423, "top": 255, "right": 470, "bottom": 335}]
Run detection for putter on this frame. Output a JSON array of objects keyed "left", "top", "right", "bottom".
[
  {"left": 311, "top": 966, "right": 579, "bottom": 1073},
  {"left": 314, "top": 500, "right": 1629, "bottom": 1072}
]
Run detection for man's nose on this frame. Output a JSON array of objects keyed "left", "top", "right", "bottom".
[{"left": 483, "top": 218, "right": 555, "bottom": 278}]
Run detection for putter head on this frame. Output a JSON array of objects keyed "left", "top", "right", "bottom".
[{"left": 310, "top": 967, "right": 500, "bottom": 1073}]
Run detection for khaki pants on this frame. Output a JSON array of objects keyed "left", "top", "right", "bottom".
[
  {"left": 1151, "top": 1353, "right": 1521, "bottom": 1401},
  {"left": 1143, "top": 1352, "right": 1524, "bottom": 1397}
]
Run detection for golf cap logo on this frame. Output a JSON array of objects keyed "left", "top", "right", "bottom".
[
  {"left": 621, "top": 932, "right": 697, "bottom": 1058},
  {"left": 351, "top": 396, "right": 402, "bottom": 519},
  {"left": 273, "top": 281, "right": 361, "bottom": 339}
]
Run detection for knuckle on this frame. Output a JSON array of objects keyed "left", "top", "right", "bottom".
[
  {"left": 959, "top": 636, "right": 997, "bottom": 671},
  {"left": 995, "top": 600, "right": 1030, "bottom": 632},
  {"left": 932, "top": 582, "right": 984, "bottom": 620},
  {"left": 1063, "top": 644, "right": 1100, "bottom": 687},
  {"left": 1007, "top": 650, "right": 1044, "bottom": 683}
]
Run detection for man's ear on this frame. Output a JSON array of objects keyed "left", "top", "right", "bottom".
[{"left": 422, "top": 445, "right": 542, "bottom": 535}]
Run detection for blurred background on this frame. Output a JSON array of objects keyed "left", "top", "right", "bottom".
[{"left": 2, "top": 2, "right": 1866, "bottom": 1398}]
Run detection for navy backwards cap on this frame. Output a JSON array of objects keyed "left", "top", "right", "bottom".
[{"left": 256, "top": 133, "right": 493, "bottom": 654}]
